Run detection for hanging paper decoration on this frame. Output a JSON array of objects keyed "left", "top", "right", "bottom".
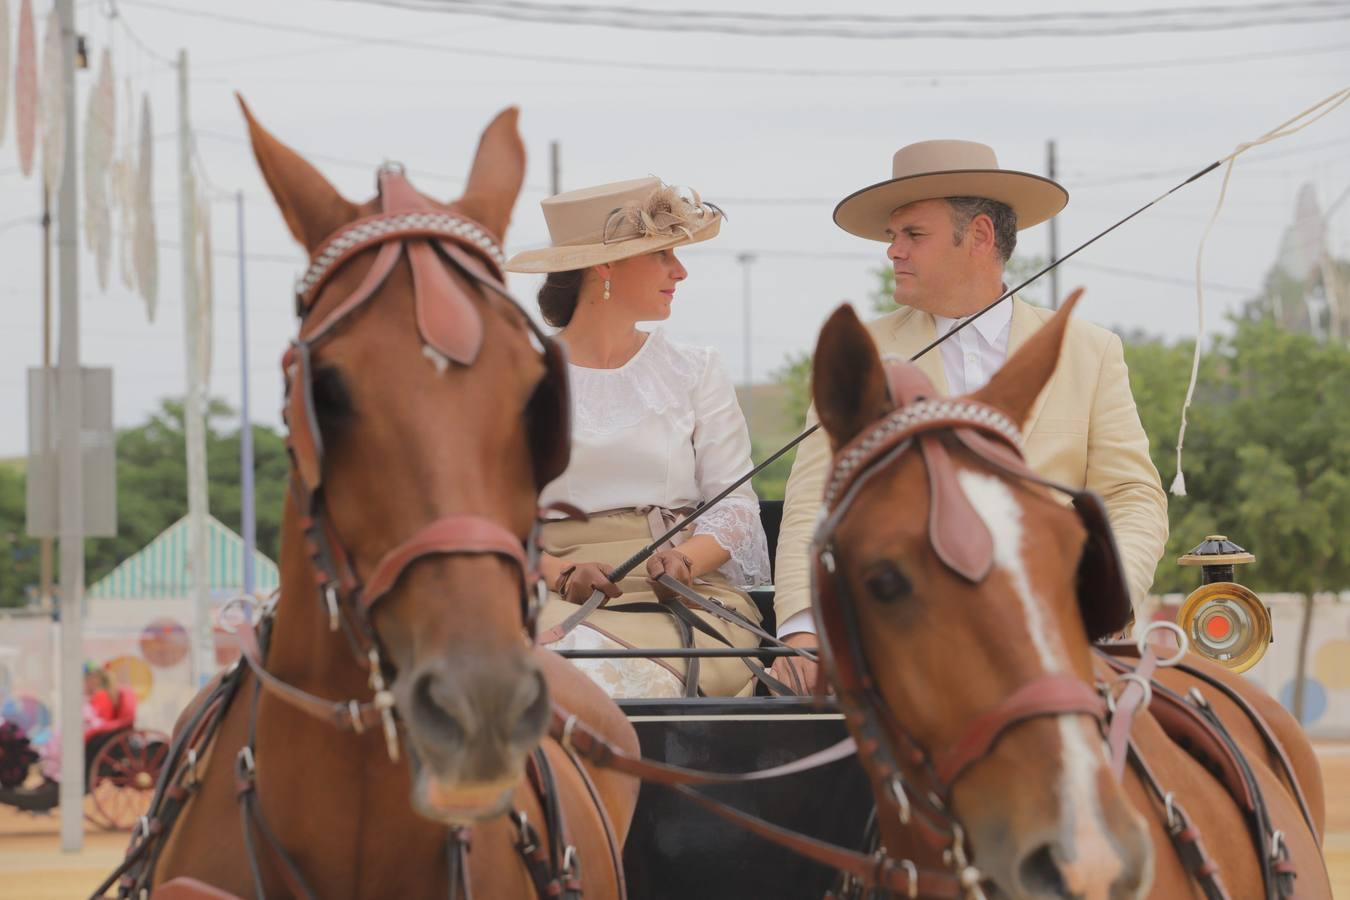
[
  {"left": 115, "top": 78, "right": 135, "bottom": 292},
  {"left": 194, "top": 184, "right": 213, "bottom": 382},
  {"left": 13, "top": 0, "right": 36, "bottom": 176},
  {"left": 39, "top": 7, "right": 64, "bottom": 195},
  {"left": 83, "top": 50, "right": 115, "bottom": 291},
  {"left": 133, "top": 93, "right": 158, "bottom": 320},
  {"left": 0, "top": 0, "right": 11, "bottom": 148}
]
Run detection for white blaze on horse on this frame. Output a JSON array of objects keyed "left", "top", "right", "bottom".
[{"left": 808, "top": 290, "right": 1328, "bottom": 899}]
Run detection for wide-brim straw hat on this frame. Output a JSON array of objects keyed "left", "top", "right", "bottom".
[
  {"left": 833, "top": 140, "right": 1068, "bottom": 242},
  {"left": 506, "top": 176, "right": 723, "bottom": 274}
]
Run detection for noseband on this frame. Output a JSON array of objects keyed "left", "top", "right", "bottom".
[
  {"left": 811, "top": 382, "right": 1110, "bottom": 883},
  {"left": 236, "top": 165, "right": 563, "bottom": 760}
]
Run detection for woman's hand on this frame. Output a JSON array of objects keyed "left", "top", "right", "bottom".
[
  {"left": 646, "top": 549, "right": 695, "bottom": 602},
  {"left": 555, "top": 561, "right": 622, "bottom": 606}
]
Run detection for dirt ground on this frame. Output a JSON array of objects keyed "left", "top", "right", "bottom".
[{"left": 3, "top": 747, "right": 1349, "bottom": 899}]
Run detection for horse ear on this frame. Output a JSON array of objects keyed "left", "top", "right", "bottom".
[
  {"left": 969, "top": 288, "right": 1084, "bottom": 426},
  {"left": 456, "top": 107, "right": 526, "bottom": 242},
  {"left": 237, "top": 95, "right": 357, "bottom": 254},
  {"left": 812, "top": 304, "right": 894, "bottom": 452}
]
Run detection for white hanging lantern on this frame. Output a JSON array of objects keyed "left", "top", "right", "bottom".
[
  {"left": 133, "top": 93, "right": 158, "bottom": 320},
  {"left": 83, "top": 50, "right": 115, "bottom": 290},
  {"left": 14, "top": 0, "right": 36, "bottom": 177},
  {"left": 39, "top": 7, "right": 65, "bottom": 195}
]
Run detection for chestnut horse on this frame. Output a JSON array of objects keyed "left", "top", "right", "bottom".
[
  {"left": 808, "top": 293, "right": 1328, "bottom": 899},
  {"left": 96, "top": 103, "right": 639, "bottom": 899}
]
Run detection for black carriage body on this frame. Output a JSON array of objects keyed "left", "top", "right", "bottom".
[{"left": 617, "top": 697, "right": 872, "bottom": 900}]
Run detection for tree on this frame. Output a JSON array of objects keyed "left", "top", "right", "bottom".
[
  {"left": 0, "top": 466, "right": 41, "bottom": 608},
  {"left": 83, "top": 399, "right": 289, "bottom": 589}
]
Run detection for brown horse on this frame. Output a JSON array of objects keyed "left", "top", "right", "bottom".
[
  {"left": 808, "top": 293, "right": 1328, "bottom": 899},
  {"left": 100, "top": 103, "right": 639, "bottom": 899}
]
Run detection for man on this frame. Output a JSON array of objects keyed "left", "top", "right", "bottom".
[{"left": 770, "top": 140, "right": 1168, "bottom": 687}]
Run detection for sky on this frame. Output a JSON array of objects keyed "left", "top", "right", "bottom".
[{"left": 0, "top": 0, "right": 1346, "bottom": 457}]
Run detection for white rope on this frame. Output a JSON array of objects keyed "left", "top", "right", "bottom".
[{"left": 1171, "top": 86, "right": 1350, "bottom": 496}]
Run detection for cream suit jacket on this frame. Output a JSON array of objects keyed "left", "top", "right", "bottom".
[{"left": 774, "top": 298, "right": 1169, "bottom": 629}]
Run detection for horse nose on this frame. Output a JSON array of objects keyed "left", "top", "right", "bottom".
[
  {"left": 1014, "top": 831, "right": 1150, "bottom": 900},
  {"left": 406, "top": 657, "right": 550, "bottom": 770}
]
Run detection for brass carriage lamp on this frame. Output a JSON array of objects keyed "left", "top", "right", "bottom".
[{"left": 1176, "top": 535, "right": 1271, "bottom": 673}]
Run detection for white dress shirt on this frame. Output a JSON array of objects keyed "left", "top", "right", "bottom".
[
  {"left": 775, "top": 299, "right": 1013, "bottom": 638},
  {"left": 540, "top": 329, "right": 771, "bottom": 587}
]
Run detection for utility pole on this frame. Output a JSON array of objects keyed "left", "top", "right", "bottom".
[
  {"left": 1047, "top": 140, "right": 1060, "bottom": 310},
  {"left": 39, "top": 185, "right": 53, "bottom": 614},
  {"left": 178, "top": 50, "right": 211, "bottom": 685},
  {"left": 237, "top": 191, "right": 256, "bottom": 595},
  {"left": 550, "top": 141, "right": 560, "bottom": 196},
  {"left": 736, "top": 253, "right": 755, "bottom": 429},
  {"left": 54, "top": 0, "right": 83, "bottom": 852}
]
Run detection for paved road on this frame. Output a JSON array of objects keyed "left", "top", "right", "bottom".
[{"left": 4, "top": 747, "right": 1348, "bottom": 898}]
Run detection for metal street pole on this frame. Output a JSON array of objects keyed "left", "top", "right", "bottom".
[
  {"left": 237, "top": 191, "right": 256, "bottom": 595},
  {"left": 178, "top": 50, "right": 211, "bottom": 686},
  {"left": 54, "top": 0, "right": 83, "bottom": 852},
  {"left": 550, "top": 141, "right": 560, "bottom": 196},
  {"left": 737, "top": 253, "right": 755, "bottom": 429},
  {"left": 1047, "top": 140, "right": 1060, "bottom": 310},
  {"left": 40, "top": 185, "right": 53, "bottom": 614}
]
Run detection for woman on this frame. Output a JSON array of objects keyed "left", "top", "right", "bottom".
[
  {"left": 507, "top": 177, "right": 770, "bottom": 699},
  {"left": 83, "top": 662, "right": 136, "bottom": 768}
]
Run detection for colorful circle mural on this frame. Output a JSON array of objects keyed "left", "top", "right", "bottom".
[
  {"left": 1312, "top": 639, "right": 1350, "bottom": 691},
  {"left": 1278, "top": 678, "right": 1328, "bottom": 726},
  {"left": 139, "top": 617, "right": 190, "bottom": 668},
  {"left": 104, "top": 655, "right": 154, "bottom": 701},
  {"left": 0, "top": 694, "right": 51, "bottom": 733}
]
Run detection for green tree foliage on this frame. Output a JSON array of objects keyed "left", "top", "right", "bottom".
[
  {"left": 84, "top": 399, "right": 289, "bottom": 587},
  {"left": 0, "top": 466, "right": 41, "bottom": 608},
  {"left": 1130, "top": 321, "right": 1350, "bottom": 599},
  {"left": 0, "top": 400, "right": 290, "bottom": 606}
]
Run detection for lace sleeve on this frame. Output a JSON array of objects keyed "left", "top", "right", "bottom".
[
  {"left": 690, "top": 347, "right": 771, "bottom": 587},
  {"left": 693, "top": 496, "right": 771, "bottom": 588}
]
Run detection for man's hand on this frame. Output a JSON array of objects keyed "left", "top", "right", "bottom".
[
  {"left": 646, "top": 549, "right": 695, "bottom": 602},
  {"left": 555, "top": 562, "right": 622, "bottom": 606},
  {"left": 768, "top": 631, "right": 820, "bottom": 695}
]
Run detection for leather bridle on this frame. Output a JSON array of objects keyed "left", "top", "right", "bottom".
[
  {"left": 236, "top": 165, "right": 564, "bottom": 760},
  {"left": 810, "top": 388, "right": 1111, "bottom": 892}
]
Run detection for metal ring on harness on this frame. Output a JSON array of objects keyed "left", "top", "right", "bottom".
[
  {"left": 560, "top": 714, "right": 579, "bottom": 753},
  {"left": 887, "top": 774, "right": 912, "bottom": 825},
  {"left": 901, "top": 858, "right": 919, "bottom": 899},
  {"left": 1105, "top": 673, "right": 1153, "bottom": 715},
  {"left": 1139, "top": 620, "right": 1189, "bottom": 667}
]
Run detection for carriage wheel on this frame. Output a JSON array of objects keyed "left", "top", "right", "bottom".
[{"left": 87, "top": 730, "right": 169, "bottom": 831}]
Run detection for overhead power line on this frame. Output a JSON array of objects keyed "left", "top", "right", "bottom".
[
  {"left": 118, "top": 2, "right": 1350, "bottom": 81},
  {"left": 343, "top": 0, "right": 1350, "bottom": 39}
]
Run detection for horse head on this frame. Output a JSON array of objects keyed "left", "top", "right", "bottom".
[
  {"left": 242, "top": 100, "right": 566, "bottom": 825},
  {"left": 810, "top": 293, "right": 1152, "bottom": 899}
]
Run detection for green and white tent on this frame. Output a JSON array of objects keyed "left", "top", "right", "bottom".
[{"left": 88, "top": 515, "right": 280, "bottom": 600}]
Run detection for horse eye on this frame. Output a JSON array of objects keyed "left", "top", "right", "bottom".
[
  {"left": 864, "top": 563, "right": 913, "bottom": 604},
  {"left": 311, "top": 366, "right": 355, "bottom": 434}
]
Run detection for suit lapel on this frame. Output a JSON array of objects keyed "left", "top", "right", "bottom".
[
  {"left": 1007, "top": 297, "right": 1051, "bottom": 438},
  {"left": 885, "top": 307, "right": 950, "bottom": 395}
]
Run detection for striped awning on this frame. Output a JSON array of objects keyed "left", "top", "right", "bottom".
[{"left": 88, "top": 515, "right": 280, "bottom": 600}]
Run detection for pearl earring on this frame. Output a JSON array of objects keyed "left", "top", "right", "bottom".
[{"left": 602, "top": 279, "right": 611, "bottom": 301}]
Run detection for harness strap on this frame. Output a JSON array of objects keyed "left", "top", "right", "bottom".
[
  {"left": 671, "top": 784, "right": 966, "bottom": 899},
  {"left": 360, "top": 514, "right": 531, "bottom": 612},
  {"left": 556, "top": 741, "right": 628, "bottom": 900},
  {"left": 446, "top": 828, "right": 473, "bottom": 900},
  {"left": 1126, "top": 740, "right": 1231, "bottom": 900},
  {"left": 1105, "top": 642, "right": 1160, "bottom": 779},
  {"left": 933, "top": 675, "right": 1104, "bottom": 786},
  {"left": 550, "top": 704, "right": 857, "bottom": 788}
]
